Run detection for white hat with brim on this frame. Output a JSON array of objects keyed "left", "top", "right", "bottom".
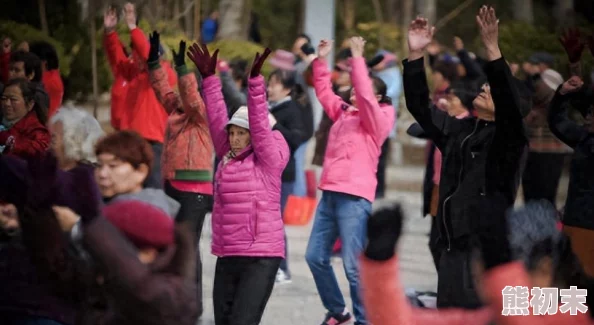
[{"left": 226, "top": 106, "right": 250, "bottom": 130}]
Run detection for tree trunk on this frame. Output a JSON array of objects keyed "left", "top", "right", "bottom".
[
  {"left": 343, "top": 0, "right": 355, "bottom": 32},
  {"left": 371, "top": 0, "right": 385, "bottom": 48},
  {"left": 386, "top": 0, "right": 400, "bottom": 25},
  {"left": 296, "top": 0, "right": 305, "bottom": 34},
  {"left": 418, "top": 0, "right": 436, "bottom": 23},
  {"left": 217, "top": 0, "right": 248, "bottom": 40},
  {"left": 193, "top": 0, "right": 201, "bottom": 40},
  {"left": 401, "top": 0, "right": 413, "bottom": 54},
  {"left": 38, "top": 0, "right": 49, "bottom": 34},
  {"left": 555, "top": 0, "right": 574, "bottom": 27},
  {"left": 89, "top": 0, "right": 99, "bottom": 118},
  {"left": 242, "top": 0, "right": 252, "bottom": 40},
  {"left": 513, "top": 0, "right": 534, "bottom": 23}
]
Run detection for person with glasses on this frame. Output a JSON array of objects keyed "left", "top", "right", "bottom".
[{"left": 0, "top": 77, "right": 49, "bottom": 159}]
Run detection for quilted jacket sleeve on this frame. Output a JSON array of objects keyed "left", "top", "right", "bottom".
[
  {"left": 149, "top": 62, "right": 181, "bottom": 115},
  {"left": 202, "top": 76, "right": 231, "bottom": 159},
  {"left": 247, "top": 75, "right": 290, "bottom": 172}
]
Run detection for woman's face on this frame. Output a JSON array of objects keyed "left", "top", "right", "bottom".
[
  {"left": 94, "top": 153, "right": 147, "bottom": 198},
  {"left": 228, "top": 125, "right": 250, "bottom": 154},
  {"left": 336, "top": 71, "right": 351, "bottom": 88},
  {"left": 267, "top": 75, "right": 291, "bottom": 103},
  {"left": 1, "top": 85, "right": 34, "bottom": 122}
]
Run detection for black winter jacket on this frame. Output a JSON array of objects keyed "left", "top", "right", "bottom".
[
  {"left": 270, "top": 99, "right": 307, "bottom": 182},
  {"left": 403, "top": 57, "right": 529, "bottom": 250},
  {"left": 548, "top": 88, "right": 594, "bottom": 230}
]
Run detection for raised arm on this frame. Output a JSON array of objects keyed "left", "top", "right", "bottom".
[
  {"left": 124, "top": 3, "right": 150, "bottom": 61},
  {"left": 247, "top": 50, "right": 290, "bottom": 171},
  {"left": 404, "top": 18, "right": 452, "bottom": 149},
  {"left": 312, "top": 40, "right": 349, "bottom": 121},
  {"left": 476, "top": 7, "right": 525, "bottom": 143},
  {"left": 187, "top": 43, "right": 229, "bottom": 159},
  {"left": 548, "top": 77, "right": 588, "bottom": 148},
  {"left": 349, "top": 37, "right": 394, "bottom": 144}
]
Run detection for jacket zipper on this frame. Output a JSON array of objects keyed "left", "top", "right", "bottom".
[{"left": 441, "top": 120, "right": 480, "bottom": 252}]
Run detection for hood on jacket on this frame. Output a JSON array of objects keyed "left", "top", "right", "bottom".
[{"left": 109, "top": 188, "right": 180, "bottom": 219}]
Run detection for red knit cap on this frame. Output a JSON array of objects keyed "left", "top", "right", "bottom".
[{"left": 102, "top": 200, "right": 174, "bottom": 249}]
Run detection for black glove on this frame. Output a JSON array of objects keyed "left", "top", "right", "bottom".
[
  {"left": 148, "top": 30, "right": 161, "bottom": 63},
  {"left": 172, "top": 40, "right": 187, "bottom": 67},
  {"left": 364, "top": 203, "right": 403, "bottom": 261}
]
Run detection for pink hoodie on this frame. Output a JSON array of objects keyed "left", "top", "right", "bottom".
[
  {"left": 202, "top": 75, "right": 290, "bottom": 258},
  {"left": 312, "top": 57, "right": 395, "bottom": 202}
]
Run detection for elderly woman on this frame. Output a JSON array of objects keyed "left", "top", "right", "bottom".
[
  {"left": 48, "top": 105, "right": 104, "bottom": 170},
  {"left": 0, "top": 77, "right": 50, "bottom": 159},
  {"left": 188, "top": 44, "right": 289, "bottom": 324}
]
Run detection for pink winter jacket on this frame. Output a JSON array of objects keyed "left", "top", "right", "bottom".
[
  {"left": 202, "top": 74, "right": 290, "bottom": 258},
  {"left": 313, "top": 57, "right": 395, "bottom": 202}
]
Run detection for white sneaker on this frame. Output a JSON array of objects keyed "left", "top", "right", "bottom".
[{"left": 275, "top": 269, "right": 292, "bottom": 284}]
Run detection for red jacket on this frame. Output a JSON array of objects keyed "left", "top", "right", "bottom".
[
  {"left": 103, "top": 29, "right": 176, "bottom": 142},
  {"left": 0, "top": 111, "right": 50, "bottom": 159},
  {"left": 360, "top": 255, "right": 493, "bottom": 325},
  {"left": 42, "top": 69, "right": 64, "bottom": 118},
  {"left": 149, "top": 63, "right": 213, "bottom": 182}
]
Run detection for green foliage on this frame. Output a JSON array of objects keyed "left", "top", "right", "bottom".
[
  {"left": 473, "top": 21, "right": 594, "bottom": 78},
  {"left": 354, "top": 22, "right": 403, "bottom": 58},
  {"left": 207, "top": 39, "right": 272, "bottom": 76},
  {"left": 0, "top": 20, "right": 69, "bottom": 75}
]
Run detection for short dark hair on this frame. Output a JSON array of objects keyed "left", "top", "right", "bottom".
[
  {"left": 336, "top": 48, "right": 352, "bottom": 61},
  {"left": 269, "top": 69, "right": 297, "bottom": 92},
  {"left": 95, "top": 131, "right": 154, "bottom": 173},
  {"left": 296, "top": 33, "right": 312, "bottom": 44},
  {"left": 432, "top": 61, "right": 459, "bottom": 83},
  {"left": 29, "top": 41, "right": 59, "bottom": 70},
  {"left": 10, "top": 50, "right": 42, "bottom": 82}
]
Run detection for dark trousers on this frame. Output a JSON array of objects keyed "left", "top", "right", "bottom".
[
  {"left": 436, "top": 244, "right": 482, "bottom": 309},
  {"left": 164, "top": 181, "right": 213, "bottom": 318},
  {"left": 213, "top": 256, "right": 281, "bottom": 325},
  {"left": 375, "top": 139, "right": 390, "bottom": 199},
  {"left": 428, "top": 216, "right": 441, "bottom": 272},
  {"left": 143, "top": 142, "right": 163, "bottom": 189},
  {"left": 522, "top": 152, "right": 565, "bottom": 206}
]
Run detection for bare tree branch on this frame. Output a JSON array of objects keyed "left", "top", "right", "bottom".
[{"left": 173, "top": 1, "right": 195, "bottom": 21}]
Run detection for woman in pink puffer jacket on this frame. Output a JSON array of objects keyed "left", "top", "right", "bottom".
[
  {"left": 305, "top": 37, "right": 395, "bottom": 325},
  {"left": 187, "top": 44, "right": 289, "bottom": 325}
]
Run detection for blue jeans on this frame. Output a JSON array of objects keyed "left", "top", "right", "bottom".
[
  {"left": 293, "top": 142, "right": 308, "bottom": 197},
  {"left": 279, "top": 181, "right": 294, "bottom": 274},
  {"left": 305, "top": 190, "right": 371, "bottom": 323}
]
